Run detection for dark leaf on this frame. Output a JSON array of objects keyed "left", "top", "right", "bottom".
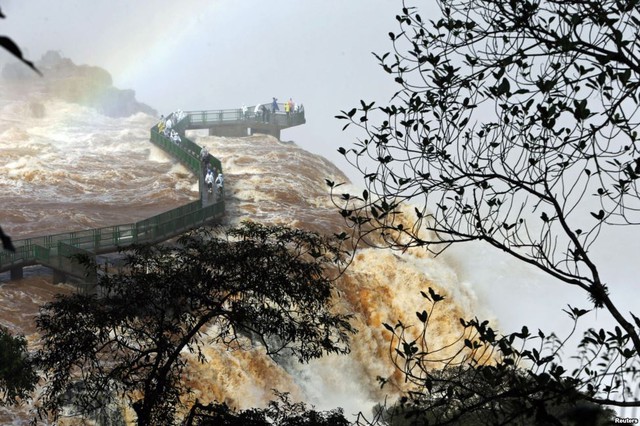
[
  {"left": 0, "top": 36, "right": 41, "bottom": 76},
  {"left": 0, "top": 226, "right": 15, "bottom": 252},
  {"left": 496, "top": 77, "right": 510, "bottom": 96},
  {"left": 428, "top": 287, "right": 444, "bottom": 302}
]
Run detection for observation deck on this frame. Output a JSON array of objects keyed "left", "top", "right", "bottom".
[{"left": 184, "top": 102, "right": 306, "bottom": 140}]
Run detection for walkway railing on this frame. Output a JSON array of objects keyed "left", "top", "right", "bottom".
[
  {"left": 185, "top": 103, "right": 306, "bottom": 129},
  {"left": 0, "top": 114, "right": 225, "bottom": 278}
]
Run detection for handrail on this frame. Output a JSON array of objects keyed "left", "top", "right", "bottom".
[
  {"left": 0, "top": 114, "right": 226, "bottom": 276},
  {"left": 184, "top": 104, "right": 306, "bottom": 128}
]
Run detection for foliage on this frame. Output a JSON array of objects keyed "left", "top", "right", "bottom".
[
  {"left": 34, "top": 222, "right": 354, "bottom": 426},
  {"left": 375, "top": 376, "right": 616, "bottom": 426},
  {"left": 0, "top": 326, "right": 36, "bottom": 405},
  {"left": 183, "top": 391, "right": 350, "bottom": 426},
  {"left": 357, "top": 289, "right": 620, "bottom": 426},
  {"left": 332, "top": 0, "right": 640, "bottom": 412}
]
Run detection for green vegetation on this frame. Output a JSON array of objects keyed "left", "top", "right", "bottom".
[
  {"left": 33, "top": 222, "right": 354, "bottom": 425},
  {"left": 0, "top": 326, "right": 36, "bottom": 406}
]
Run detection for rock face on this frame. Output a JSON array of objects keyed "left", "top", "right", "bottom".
[{"left": 2, "top": 50, "right": 157, "bottom": 118}]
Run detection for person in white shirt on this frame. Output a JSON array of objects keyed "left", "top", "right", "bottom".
[
  {"left": 205, "top": 170, "right": 214, "bottom": 194},
  {"left": 215, "top": 172, "right": 224, "bottom": 195}
]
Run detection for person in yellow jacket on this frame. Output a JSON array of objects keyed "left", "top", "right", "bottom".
[{"left": 157, "top": 115, "right": 166, "bottom": 133}]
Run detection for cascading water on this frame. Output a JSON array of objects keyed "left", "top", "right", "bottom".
[{"left": 0, "top": 80, "right": 481, "bottom": 424}]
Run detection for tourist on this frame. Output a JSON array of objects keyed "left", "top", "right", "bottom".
[
  {"left": 254, "top": 103, "right": 262, "bottom": 122},
  {"left": 174, "top": 109, "right": 185, "bottom": 122},
  {"left": 215, "top": 171, "right": 224, "bottom": 195},
  {"left": 205, "top": 169, "right": 214, "bottom": 194},
  {"left": 158, "top": 115, "right": 166, "bottom": 134},
  {"left": 200, "top": 146, "right": 209, "bottom": 162},
  {"left": 170, "top": 130, "right": 181, "bottom": 145},
  {"left": 200, "top": 147, "right": 210, "bottom": 175}
]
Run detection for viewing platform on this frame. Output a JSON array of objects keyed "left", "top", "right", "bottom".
[{"left": 184, "top": 102, "right": 306, "bottom": 140}]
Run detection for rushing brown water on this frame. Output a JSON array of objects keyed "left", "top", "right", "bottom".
[{"left": 0, "top": 85, "right": 478, "bottom": 424}]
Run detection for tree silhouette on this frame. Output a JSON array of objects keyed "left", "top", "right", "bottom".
[
  {"left": 333, "top": 0, "right": 640, "bottom": 419},
  {"left": 355, "top": 289, "right": 619, "bottom": 425},
  {"left": 183, "top": 391, "right": 350, "bottom": 426},
  {"left": 0, "top": 326, "right": 36, "bottom": 406},
  {"left": 34, "top": 223, "right": 354, "bottom": 425}
]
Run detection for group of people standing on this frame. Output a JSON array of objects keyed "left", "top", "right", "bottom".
[
  {"left": 158, "top": 111, "right": 225, "bottom": 198},
  {"left": 241, "top": 98, "right": 304, "bottom": 123},
  {"left": 200, "top": 146, "right": 224, "bottom": 196},
  {"left": 157, "top": 110, "right": 187, "bottom": 145}
]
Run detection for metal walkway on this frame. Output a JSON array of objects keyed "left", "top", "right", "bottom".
[{"left": 0, "top": 106, "right": 306, "bottom": 285}]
